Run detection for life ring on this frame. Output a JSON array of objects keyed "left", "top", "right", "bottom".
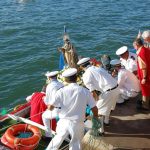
[{"left": 1, "top": 124, "right": 41, "bottom": 150}]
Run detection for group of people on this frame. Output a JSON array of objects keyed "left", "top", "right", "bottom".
[{"left": 26, "top": 30, "right": 150, "bottom": 150}]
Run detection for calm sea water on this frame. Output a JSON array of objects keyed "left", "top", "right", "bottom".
[{"left": 0, "top": 0, "right": 150, "bottom": 110}]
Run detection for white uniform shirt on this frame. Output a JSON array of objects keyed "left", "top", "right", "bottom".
[
  {"left": 44, "top": 79, "right": 64, "bottom": 105},
  {"left": 83, "top": 66, "right": 118, "bottom": 93},
  {"left": 51, "top": 83, "right": 96, "bottom": 122},
  {"left": 118, "top": 68, "right": 140, "bottom": 92},
  {"left": 120, "top": 52, "right": 137, "bottom": 72}
]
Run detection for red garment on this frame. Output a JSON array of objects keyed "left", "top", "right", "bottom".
[
  {"left": 137, "top": 47, "right": 150, "bottom": 96},
  {"left": 30, "top": 92, "right": 47, "bottom": 125}
]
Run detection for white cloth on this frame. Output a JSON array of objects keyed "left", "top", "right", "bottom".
[
  {"left": 96, "top": 87, "right": 119, "bottom": 117},
  {"left": 120, "top": 52, "right": 137, "bottom": 73},
  {"left": 117, "top": 68, "right": 140, "bottom": 101},
  {"left": 42, "top": 79, "right": 64, "bottom": 137},
  {"left": 82, "top": 66, "right": 119, "bottom": 121},
  {"left": 51, "top": 83, "right": 96, "bottom": 122},
  {"left": 83, "top": 66, "right": 117, "bottom": 93},
  {"left": 46, "top": 83, "right": 96, "bottom": 150}
]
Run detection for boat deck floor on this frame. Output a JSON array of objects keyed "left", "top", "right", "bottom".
[{"left": 83, "top": 97, "right": 150, "bottom": 150}]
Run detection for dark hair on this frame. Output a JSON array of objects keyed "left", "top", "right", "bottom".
[
  {"left": 65, "top": 74, "right": 77, "bottom": 83},
  {"left": 134, "top": 38, "right": 144, "bottom": 46},
  {"left": 80, "top": 61, "right": 90, "bottom": 68},
  {"left": 50, "top": 75, "right": 57, "bottom": 79}
]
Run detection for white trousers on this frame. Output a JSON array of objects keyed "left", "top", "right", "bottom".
[
  {"left": 42, "top": 109, "right": 59, "bottom": 137},
  {"left": 96, "top": 87, "right": 120, "bottom": 122},
  {"left": 117, "top": 88, "right": 139, "bottom": 103},
  {"left": 46, "top": 119, "right": 84, "bottom": 150}
]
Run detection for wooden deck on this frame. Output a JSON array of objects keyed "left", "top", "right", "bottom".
[{"left": 82, "top": 97, "right": 150, "bottom": 150}]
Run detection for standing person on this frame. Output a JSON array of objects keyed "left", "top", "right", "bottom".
[
  {"left": 42, "top": 71, "right": 64, "bottom": 138},
  {"left": 133, "top": 38, "right": 150, "bottom": 110},
  {"left": 110, "top": 59, "right": 141, "bottom": 104},
  {"left": 77, "top": 58, "right": 119, "bottom": 126},
  {"left": 46, "top": 68, "right": 98, "bottom": 150},
  {"left": 116, "top": 46, "right": 137, "bottom": 75},
  {"left": 26, "top": 85, "right": 47, "bottom": 125},
  {"left": 58, "top": 34, "right": 78, "bottom": 68}
]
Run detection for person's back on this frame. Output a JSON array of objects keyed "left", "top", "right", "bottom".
[
  {"left": 44, "top": 79, "right": 64, "bottom": 105},
  {"left": 83, "top": 66, "right": 117, "bottom": 92},
  {"left": 118, "top": 69, "right": 140, "bottom": 93},
  {"left": 56, "top": 83, "right": 95, "bottom": 122}
]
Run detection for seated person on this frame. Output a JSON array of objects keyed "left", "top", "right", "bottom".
[{"left": 110, "top": 59, "right": 141, "bottom": 104}]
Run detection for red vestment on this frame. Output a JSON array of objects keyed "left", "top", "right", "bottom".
[
  {"left": 30, "top": 92, "right": 47, "bottom": 125},
  {"left": 137, "top": 46, "right": 150, "bottom": 96}
]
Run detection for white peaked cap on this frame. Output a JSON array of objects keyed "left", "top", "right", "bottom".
[
  {"left": 116, "top": 46, "right": 128, "bottom": 55},
  {"left": 62, "top": 68, "right": 77, "bottom": 77},
  {"left": 110, "top": 59, "right": 121, "bottom": 65},
  {"left": 45, "top": 71, "right": 59, "bottom": 77},
  {"left": 77, "top": 57, "right": 90, "bottom": 65}
]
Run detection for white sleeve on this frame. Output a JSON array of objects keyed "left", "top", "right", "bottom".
[
  {"left": 50, "top": 90, "right": 62, "bottom": 107},
  {"left": 83, "top": 72, "right": 95, "bottom": 92},
  {"left": 118, "top": 71, "right": 126, "bottom": 88},
  {"left": 87, "top": 90, "right": 96, "bottom": 108}
]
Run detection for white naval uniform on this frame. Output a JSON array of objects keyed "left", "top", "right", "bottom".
[
  {"left": 120, "top": 52, "right": 137, "bottom": 73},
  {"left": 117, "top": 68, "right": 141, "bottom": 103},
  {"left": 83, "top": 66, "right": 119, "bottom": 123},
  {"left": 42, "top": 79, "right": 64, "bottom": 137},
  {"left": 46, "top": 83, "right": 96, "bottom": 150}
]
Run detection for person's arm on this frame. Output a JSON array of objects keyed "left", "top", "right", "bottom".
[
  {"left": 91, "top": 106, "right": 98, "bottom": 118},
  {"left": 91, "top": 91, "right": 99, "bottom": 101},
  {"left": 47, "top": 104, "right": 55, "bottom": 111},
  {"left": 138, "top": 56, "right": 147, "bottom": 84}
]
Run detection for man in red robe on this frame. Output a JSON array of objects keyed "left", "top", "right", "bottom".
[{"left": 133, "top": 38, "right": 150, "bottom": 110}]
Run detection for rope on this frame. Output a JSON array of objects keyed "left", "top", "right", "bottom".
[
  {"left": 85, "top": 116, "right": 102, "bottom": 150},
  {"left": 90, "top": 116, "right": 101, "bottom": 137}
]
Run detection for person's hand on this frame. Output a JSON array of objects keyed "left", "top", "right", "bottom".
[
  {"left": 141, "top": 78, "right": 146, "bottom": 84},
  {"left": 47, "top": 105, "right": 54, "bottom": 111}
]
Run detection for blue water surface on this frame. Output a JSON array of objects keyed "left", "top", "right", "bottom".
[{"left": 0, "top": 0, "right": 150, "bottom": 109}]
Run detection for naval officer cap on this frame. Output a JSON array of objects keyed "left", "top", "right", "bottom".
[
  {"left": 116, "top": 46, "right": 128, "bottom": 55},
  {"left": 77, "top": 57, "right": 90, "bottom": 65},
  {"left": 62, "top": 68, "right": 77, "bottom": 77},
  {"left": 110, "top": 59, "right": 121, "bottom": 66},
  {"left": 45, "top": 71, "right": 59, "bottom": 77}
]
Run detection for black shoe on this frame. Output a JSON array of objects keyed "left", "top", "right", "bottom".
[
  {"left": 136, "top": 106, "right": 149, "bottom": 111},
  {"left": 104, "top": 122, "right": 110, "bottom": 127},
  {"left": 42, "top": 136, "right": 52, "bottom": 142},
  {"left": 116, "top": 102, "right": 125, "bottom": 106}
]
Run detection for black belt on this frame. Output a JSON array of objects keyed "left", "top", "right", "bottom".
[{"left": 106, "top": 84, "right": 118, "bottom": 92}]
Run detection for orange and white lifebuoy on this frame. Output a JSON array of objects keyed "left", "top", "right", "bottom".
[{"left": 1, "top": 124, "right": 41, "bottom": 150}]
